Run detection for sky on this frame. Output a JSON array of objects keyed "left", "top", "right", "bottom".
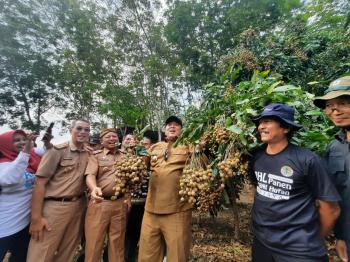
[{"left": 0, "top": 108, "right": 71, "bottom": 147}]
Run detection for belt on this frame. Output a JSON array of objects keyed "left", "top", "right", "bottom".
[
  {"left": 45, "top": 195, "right": 83, "bottom": 202},
  {"left": 131, "top": 198, "right": 146, "bottom": 205},
  {"left": 103, "top": 194, "right": 124, "bottom": 201}
]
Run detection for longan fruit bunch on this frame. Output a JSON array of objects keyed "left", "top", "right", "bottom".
[
  {"left": 212, "top": 125, "right": 231, "bottom": 144},
  {"left": 217, "top": 145, "right": 249, "bottom": 182},
  {"left": 195, "top": 181, "right": 225, "bottom": 213},
  {"left": 179, "top": 165, "right": 214, "bottom": 205},
  {"left": 113, "top": 153, "right": 148, "bottom": 197}
]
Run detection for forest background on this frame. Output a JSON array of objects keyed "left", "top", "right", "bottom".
[{"left": 0, "top": 0, "right": 349, "bottom": 141}]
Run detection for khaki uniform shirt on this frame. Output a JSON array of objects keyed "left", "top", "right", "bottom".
[
  {"left": 145, "top": 141, "right": 192, "bottom": 214},
  {"left": 85, "top": 148, "right": 125, "bottom": 197},
  {"left": 36, "top": 141, "right": 89, "bottom": 198}
]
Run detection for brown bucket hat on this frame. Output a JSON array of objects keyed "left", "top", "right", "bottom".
[{"left": 313, "top": 76, "right": 350, "bottom": 109}]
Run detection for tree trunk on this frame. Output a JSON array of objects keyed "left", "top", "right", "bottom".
[{"left": 230, "top": 187, "right": 240, "bottom": 240}]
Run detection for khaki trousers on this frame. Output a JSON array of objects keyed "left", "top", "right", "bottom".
[
  {"left": 84, "top": 198, "right": 127, "bottom": 262},
  {"left": 27, "top": 198, "right": 86, "bottom": 262},
  {"left": 138, "top": 210, "right": 192, "bottom": 262}
]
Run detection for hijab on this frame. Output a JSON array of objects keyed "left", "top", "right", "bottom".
[{"left": 0, "top": 130, "right": 41, "bottom": 173}]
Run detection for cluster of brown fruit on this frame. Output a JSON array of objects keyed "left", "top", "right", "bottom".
[
  {"left": 179, "top": 165, "right": 214, "bottom": 205},
  {"left": 179, "top": 152, "right": 227, "bottom": 212},
  {"left": 113, "top": 153, "right": 148, "bottom": 197},
  {"left": 224, "top": 85, "right": 235, "bottom": 98},
  {"left": 212, "top": 125, "right": 231, "bottom": 144},
  {"left": 195, "top": 181, "right": 225, "bottom": 212},
  {"left": 218, "top": 146, "right": 249, "bottom": 182}
]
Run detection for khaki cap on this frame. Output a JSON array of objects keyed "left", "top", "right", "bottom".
[
  {"left": 100, "top": 128, "right": 117, "bottom": 139},
  {"left": 314, "top": 76, "right": 350, "bottom": 109}
]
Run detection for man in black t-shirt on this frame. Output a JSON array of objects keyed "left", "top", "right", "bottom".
[{"left": 251, "top": 103, "right": 341, "bottom": 262}]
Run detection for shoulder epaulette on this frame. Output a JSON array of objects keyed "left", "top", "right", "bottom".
[
  {"left": 53, "top": 142, "right": 69, "bottom": 150},
  {"left": 93, "top": 149, "right": 103, "bottom": 155}
]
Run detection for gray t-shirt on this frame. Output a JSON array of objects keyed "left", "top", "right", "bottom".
[{"left": 251, "top": 144, "right": 340, "bottom": 259}]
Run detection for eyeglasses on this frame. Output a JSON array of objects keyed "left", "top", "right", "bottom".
[{"left": 75, "top": 126, "right": 90, "bottom": 133}]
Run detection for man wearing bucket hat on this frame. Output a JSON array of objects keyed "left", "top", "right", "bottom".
[
  {"left": 314, "top": 76, "right": 350, "bottom": 262},
  {"left": 250, "top": 103, "right": 340, "bottom": 262},
  {"left": 138, "top": 116, "right": 197, "bottom": 262}
]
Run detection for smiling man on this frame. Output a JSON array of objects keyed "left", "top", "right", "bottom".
[
  {"left": 27, "top": 119, "right": 90, "bottom": 262},
  {"left": 84, "top": 128, "right": 128, "bottom": 262},
  {"left": 250, "top": 104, "right": 340, "bottom": 262},
  {"left": 138, "top": 116, "right": 193, "bottom": 262},
  {"left": 314, "top": 76, "right": 350, "bottom": 262}
]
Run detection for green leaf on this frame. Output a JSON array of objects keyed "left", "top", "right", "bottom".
[
  {"left": 225, "top": 117, "right": 233, "bottom": 126},
  {"left": 227, "top": 125, "right": 243, "bottom": 134},
  {"left": 246, "top": 108, "right": 257, "bottom": 115},
  {"left": 304, "top": 110, "right": 323, "bottom": 116},
  {"left": 273, "top": 85, "right": 299, "bottom": 92}
]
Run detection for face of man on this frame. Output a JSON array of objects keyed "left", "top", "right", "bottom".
[
  {"left": 258, "top": 118, "right": 289, "bottom": 144},
  {"left": 165, "top": 121, "right": 182, "bottom": 141},
  {"left": 325, "top": 96, "right": 350, "bottom": 127},
  {"left": 142, "top": 137, "right": 152, "bottom": 149},
  {"left": 70, "top": 120, "right": 90, "bottom": 145},
  {"left": 101, "top": 132, "right": 118, "bottom": 150},
  {"left": 122, "top": 134, "right": 136, "bottom": 148},
  {"left": 12, "top": 133, "right": 27, "bottom": 153}
]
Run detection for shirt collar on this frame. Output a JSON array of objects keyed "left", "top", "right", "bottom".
[
  {"left": 103, "top": 147, "right": 119, "bottom": 156},
  {"left": 69, "top": 140, "right": 85, "bottom": 152},
  {"left": 335, "top": 129, "right": 347, "bottom": 143}
]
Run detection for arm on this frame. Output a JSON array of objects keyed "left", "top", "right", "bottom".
[
  {"left": 85, "top": 155, "right": 103, "bottom": 202},
  {"left": 318, "top": 199, "right": 340, "bottom": 237},
  {"left": 86, "top": 174, "right": 103, "bottom": 202},
  {"left": 29, "top": 177, "right": 52, "bottom": 241},
  {"left": 0, "top": 133, "right": 35, "bottom": 185},
  {"left": 0, "top": 152, "right": 30, "bottom": 185}
]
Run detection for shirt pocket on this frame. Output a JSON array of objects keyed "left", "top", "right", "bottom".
[
  {"left": 150, "top": 150, "right": 163, "bottom": 168},
  {"left": 98, "top": 161, "right": 114, "bottom": 173},
  {"left": 60, "top": 159, "right": 77, "bottom": 174},
  {"left": 171, "top": 148, "right": 190, "bottom": 164},
  {"left": 328, "top": 153, "right": 347, "bottom": 187}
]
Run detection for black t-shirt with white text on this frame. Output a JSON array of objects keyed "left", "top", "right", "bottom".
[{"left": 252, "top": 143, "right": 340, "bottom": 258}]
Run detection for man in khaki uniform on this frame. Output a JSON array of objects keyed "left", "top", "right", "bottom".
[
  {"left": 138, "top": 116, "right": 193, "bottom": 262},
  {"left": 84, "top": 128, "right": 130, "bottom": 262},
  {"left": 27, "top": 119, "right": 90, "bottom": 262}
]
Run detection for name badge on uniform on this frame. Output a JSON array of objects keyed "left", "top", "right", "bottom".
[{"left": 63, "top": 156, "right": 73, "bottom": 160}]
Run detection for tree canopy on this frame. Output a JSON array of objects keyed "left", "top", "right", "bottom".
[{"left": 0, "top": 0, "right": 349, "bottom": 133}]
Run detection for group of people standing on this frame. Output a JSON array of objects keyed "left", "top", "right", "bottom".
[{"left": 0, "top": 76, "right": 350, "bottom": 262}]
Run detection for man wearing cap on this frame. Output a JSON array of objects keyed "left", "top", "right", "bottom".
[
  {"left": 138, "top": 116, "right": 193, "bottom": 262},
  {"left": 250, "top": 103, "right": 340, "bottom": 262},
  {"left": 27, "top": 119, "right": 91, "bottom": 262},
  {"left": 314, "top": 76, "right": 350, "bottom": 262},
  {"left": 84, "top": 128, "right": 129, "bottom": 262}
]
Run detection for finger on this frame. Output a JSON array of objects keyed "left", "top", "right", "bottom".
[
  {"left": 45, "top": 222, "right": 52, "bottom": 231},
  {"left": 32, "top": 232, "right": 39, "bottom": 241},
  {"left": 38, "top": 230, "right": 43, "bottom": 242}
]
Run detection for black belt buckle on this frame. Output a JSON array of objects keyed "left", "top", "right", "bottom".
[{"left": 46, "top": 195, "right": 82, "bottom": 202}]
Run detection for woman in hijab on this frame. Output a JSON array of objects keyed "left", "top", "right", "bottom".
[{"left": 0, "top": 130, "right": 47, "bottom": 262}]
